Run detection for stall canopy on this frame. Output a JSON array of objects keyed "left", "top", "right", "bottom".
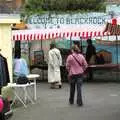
[{"left": 12, "top": 25, "right": 106, "bottom": 41}]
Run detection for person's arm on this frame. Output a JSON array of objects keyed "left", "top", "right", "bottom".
[
  {"left": 93, "top": 45, "right": 96, "bottom": 55},
  {"left": 66, "top": 55, "right": 71, "bottom": 72},
  {"left": 48, "top": 51, "right": 54, "bottom": 67},
  {"left": 59, "top": 51, "right": 62, "bottom": 66},
  {"left": 82, "top": 55, "right": 88, "bottom": 71},
  {"left": 22, "top": 59, "right": 29, "bottom": 75}
]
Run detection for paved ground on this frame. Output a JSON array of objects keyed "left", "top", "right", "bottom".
[{"left": 9, "top": 82, "right": 120, "bottom": 120}]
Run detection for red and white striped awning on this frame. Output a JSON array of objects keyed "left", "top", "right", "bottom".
[{"left": 12, "top": 26, "right": 106, "bottom": 41}]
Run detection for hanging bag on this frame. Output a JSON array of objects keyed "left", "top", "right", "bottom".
[
  {"left": 16, "top": 76, "right": 30, "bottom": 84},
  {"left": 89, "top": 55, "right": 96, "bottom": 65},
  {"left": 72, "top": 55, "right": 88, "bottom": 75}
]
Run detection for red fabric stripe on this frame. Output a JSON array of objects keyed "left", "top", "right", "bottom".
[
  {"left": 82, "top": 32, "right": 84, "bottom": 37},
  {"left": 74, "top": 32, "right": 77, "bottom": 37},
  {"left": 41, "top": 34, "right": 43, "bottom": 39},
  {"left": 90, "top": 32, "right": 92, "bottom": 37},
  {"left": 30, "top": 34, "right": 32, "bottom": 40},
  {"left": 24, "top": 35, "right": 25, "bottom": 40},
  {"left": 59, "top": 33, "right": 61, "bottom": 38},
  {"left": 44, "top": 34, "right": 47, "bottom": 39},
  {"left": 94, "top": 32, "right": 96, "bottom": 36},
  {"left": 37, "top": 34, "right": 39, "bottom": 40},
  {"left": 48, "top": 33, "right": 50, "bottom": 39},
  {"left": 56, "top": 33, "right": 58, "bottom": 38},
  {"left": 20, "top": 34, "right": 22, "bottom": 40},
  {"left": 13, "top": 35, "right": 15, "bottom": 40},
  {"left": 52, "top": 33, "right": 54, "bottom": 38},
  {"left": 67, "top": 32, "right": 69, "bottom": 37},
  {"left": 98, "top": 31, "right": 101, "bottom": 36},
  {"left": 86, "top": 32, "right": 88, "bottom": 38},
  {"left": 16, "top": 35, "right": 19, "bottom": 40},
  {"left": 27, "top": 34, "right": 29, "bottom": 40}
]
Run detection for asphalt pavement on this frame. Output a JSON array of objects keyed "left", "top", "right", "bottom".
[{"left": 9, "top": 82, "right": 120, "bottom": 120}]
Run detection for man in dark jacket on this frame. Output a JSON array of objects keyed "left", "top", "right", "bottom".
[{"left": 86, "top": 39, "right": 96, "bottom": 81}]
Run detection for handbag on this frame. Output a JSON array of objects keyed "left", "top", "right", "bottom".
[
  {"left": 72, "top": 55, "right": 88, "bottom": 74},
  {"left": 16, "top": 76, "right": 30, "bottom": 84},
  {"left": 89, "top": 55, "right": 96, "bottom": 65}
]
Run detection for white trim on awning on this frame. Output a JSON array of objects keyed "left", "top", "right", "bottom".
[{"left": 12, "top": 26, "right": 105, "bottom": 41}]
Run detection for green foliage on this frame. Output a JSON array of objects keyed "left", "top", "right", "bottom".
[{"left": 23, "top": 0, "right": 106, "bottom": 16}]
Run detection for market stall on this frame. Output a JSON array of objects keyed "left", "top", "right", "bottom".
[{"left": 11, "top": 22, "right": 120, "bottom": 81}]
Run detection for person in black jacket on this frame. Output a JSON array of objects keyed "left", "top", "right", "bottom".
[
  {"left": 86, "top": 39, "right": 96, "bottom": 81},
  {"left": 86, "top": 39, "right": 96, "bottom": 63}
]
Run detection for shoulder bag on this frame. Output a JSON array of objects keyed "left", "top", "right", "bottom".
[{"left": 72, "top": 55, "right": 88, "bottom": 74}]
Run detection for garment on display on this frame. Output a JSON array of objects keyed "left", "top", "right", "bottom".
[
  {"left": 0, "top": 50, "right": 12, "bottom": 119},
  {"left": 0, "top": 53, "right": 10, "bottom": 90}
]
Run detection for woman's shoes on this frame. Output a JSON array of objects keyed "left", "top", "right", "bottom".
[{"left": 77, "top": 103, "right": 83, "bottom": 107}]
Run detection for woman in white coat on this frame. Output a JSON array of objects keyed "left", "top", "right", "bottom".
[{"left": 48, "top": 43, "right": 62, "bottom": 89}]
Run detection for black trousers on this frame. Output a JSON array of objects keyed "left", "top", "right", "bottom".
[
  {"left": 87, "top": 67, "right": 93, "bottom": 81},
  {"left": 69, "top": 74, "right": 83, "bottom": 105}
]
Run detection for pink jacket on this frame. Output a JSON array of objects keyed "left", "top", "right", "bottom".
[{"left": 66, "top": 53, "right": 88, "bottom": 76}]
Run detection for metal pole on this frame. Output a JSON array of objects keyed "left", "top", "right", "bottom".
[
  {"left": 80, "top": 37, "right": 83, "bottom": 53},
  {"left": 116, "top": 35, "right": 118, "bottom": 64},
  {"left": 115, "top": 35, "right": 119, "bottom": 81},
  {"left": 41, "top": 39, "right": 44, "bottom": 81},
  {"left": 70, "top": 36, "right": 72, "bottom": 48},
  {"left": 28, "top": 40, "right": 31, "bottom": 69}
]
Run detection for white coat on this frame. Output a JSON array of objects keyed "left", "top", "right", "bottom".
[{"left": 48, "top": 48, "right": 62, "bottom": 84}]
